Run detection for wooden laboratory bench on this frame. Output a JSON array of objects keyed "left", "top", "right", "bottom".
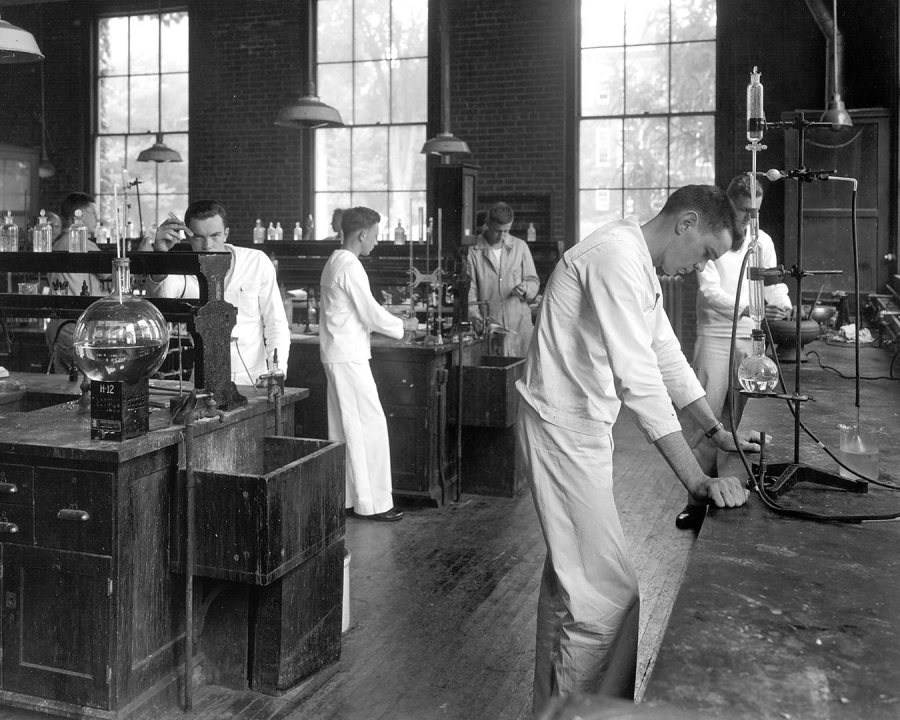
[
  {"left": 287, "top": 331, "right": 483, "bottom": 506},
  {"left": 0, "top": 374, "right": 345, "bottom": 719},
  {"left": 643, "top": 340, "right": 900, "bottom": 719}
]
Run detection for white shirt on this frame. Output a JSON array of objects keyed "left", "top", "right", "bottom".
[
  {"left": 517, "top": 217, "right": 705, "bottom": 440},
  {"left": 695, "top": 227, "right": 792, "bottom": 339},
  {"left": 144, "top": 244, "right": 290, "bottom": 383},
  {"left": 319, "top": 249, "right": 404, "bottom": 364}
]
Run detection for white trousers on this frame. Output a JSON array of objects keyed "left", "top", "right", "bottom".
[
  {"left": 324, "top": 360, "right": 395, "bottom": 516},
  {"left": 684, "top": 335, "right": 752, "bottom": 476},
  {"left": 517, "top": 400, "right": 640, "bottom": 717}
]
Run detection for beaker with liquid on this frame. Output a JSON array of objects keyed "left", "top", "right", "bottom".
[{"left": 837, "top": 423, "right": 882, "bottom": 481}]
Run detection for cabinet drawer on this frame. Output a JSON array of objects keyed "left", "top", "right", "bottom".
[
  {"left": 0, "top": 462, "right": 34, "bottom": 505},
  {"left": 34, "top": 467, "right": 112, "bottom": 555},
  {"left": 0, "top": 502, "right": 33, "bottom": 544}
]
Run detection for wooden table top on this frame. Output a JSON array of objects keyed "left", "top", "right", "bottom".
[{"left": 644, "top": 340, "right": 900, "bottom": 719}]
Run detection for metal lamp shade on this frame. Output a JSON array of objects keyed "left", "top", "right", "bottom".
[
  {"left": 820, "top": 94, "right": 853, "bottom": 128},
  {"left": 137, "top": 133, "right": 183, "bottom": 163},
  {"left": 421, "top": 132, "right": 471, "bottom": 156},
  {"left": 274, "top": 93, "right": 343, "bottom": 129},
  {"left": 0, "top": 17, "right": 43, "bottom": 63}
]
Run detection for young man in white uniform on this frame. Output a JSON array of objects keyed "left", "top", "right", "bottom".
[
  {"left": 319, "top": 207, "right": 416, "bottom": 522},
  {"left": 142, "top": 200, "right": 290, "bottom": 385},
  {"left": 517, "top": 185, "right": 767, "bottom": 715},
  {"left": 676, "top": 174, "right": 792, "bottom": 530}
]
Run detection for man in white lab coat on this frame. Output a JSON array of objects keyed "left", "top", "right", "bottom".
[
  {"left": 320, "top": 207, "right": 417, "bottom": 521},
  {"left": 517, "top": 185, "right": 765, "bottom": 715},
  {"left": 142, "top": 200, "right": 290, "bottom": 385}
]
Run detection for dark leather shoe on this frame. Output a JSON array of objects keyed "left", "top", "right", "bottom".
[
  {"left": 675, "top": 503, "right": 706, "bottom": 531},
  {"left": 371, "top": 508, "right": 404, "bottom": 522}
]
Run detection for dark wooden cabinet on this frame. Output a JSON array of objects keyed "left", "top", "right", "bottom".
[{"left": 2, "top": 545, "right": 112, "bottom": 708}]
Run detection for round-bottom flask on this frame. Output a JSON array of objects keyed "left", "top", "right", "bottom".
[
  {"left": 73, "top": 258, "right": 168, "bottom": 383},
  {"left": 738, "top": 328, "right": 779, "bottom": 393}
]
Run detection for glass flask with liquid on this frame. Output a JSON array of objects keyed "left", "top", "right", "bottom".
[
  {"left": 69, "top": 209, "right": 88, "bottom": 252},
  {"left": 738, "top": 328, "right": 779, "bottom": 393},
  {"left": 32, "top": 210, "right": 53, "bottom": 252},
  {"left": 73, "top": 258, "right": 169, "bottom": 384}
]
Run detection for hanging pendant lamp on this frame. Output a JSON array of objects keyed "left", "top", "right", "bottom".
[
  {"left": 421, "top": 0, "right": 469, "bottom": 157},
  {"left": 820, "top": 0, "right": 852, "bottom": 128},
  {"left": 138, "top": 7, "right": 182, "bottom": 162},
  {"left": 39, "top": 63, "right": 55, "bottom": 179},
  {"left": 275, "top": 0, "right": 343, "bottom": 129},
  {"left": 0, "top": 15, "right": 43, "bottom": 63}
]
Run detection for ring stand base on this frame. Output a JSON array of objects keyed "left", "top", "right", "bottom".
[{"left": 758, "top": 462, "right": 868, "bottom": 497}]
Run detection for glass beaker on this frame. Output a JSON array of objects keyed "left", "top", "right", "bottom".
[{"left": 837, "top": 423, "right": 882, "bottom": 481}]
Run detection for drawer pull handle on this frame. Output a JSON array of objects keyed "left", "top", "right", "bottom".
[
  {"left": 0, "top": 483, "right": 18, "bottom": 494},
  {"left": 57, "top": 508, "right": 90, "bottom": 522},
  {"left": 0, "top": 522, "right": 18, "bottom": 534}
]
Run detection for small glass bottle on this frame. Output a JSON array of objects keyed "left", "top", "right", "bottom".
[
  {"left": 267, "top": 222, "right": 277, "bottom": 242},
  {"left": 394, "top": 219, "right": 407, "bottom": 244},
  {"left": 426, "top": 217, "right": 433, "bottom": 245},
  {"left": 275, "top": 221, "right": 284, "bottom": 241},
  {"left": 738, "top": 328, "right": 779, "bottom": 393},
  {"left": 253, "top": 219, "right": 265, "bottom": 244},
  {"left": 95, "top": 220, "right": 110, "bottom": 245},
  {"left": 33, "top": 210, "right": 53, "bottom": 252},
  {"left": 0, "top": 210, "right": 18, "bottom": 252},
  {"left": 746, "top": 66, "right": 765, "bottom": 142},
  {"left": 69, "top": 209, "right": 89, "bottom": 252},
  {"left": 304, "top": 214, "right": 315, "bottom": 241},
  {"left": 293, "top": 221, "right": 303, "bottom": 241},
  {"left": 526, "top": 222, "right": 536, "bottom": 243}
]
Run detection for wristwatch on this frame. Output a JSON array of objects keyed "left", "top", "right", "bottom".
[{"left": 703, "top": 421, "right": 724, "bottom": 439}]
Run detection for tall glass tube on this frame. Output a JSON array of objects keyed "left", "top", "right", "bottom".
[{"left": 747, "top": 66, "right": 765, "bottom": 143}]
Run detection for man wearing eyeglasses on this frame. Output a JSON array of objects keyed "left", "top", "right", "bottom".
[{"left": 141, "top": 199, "right": 290, "bottom": 385}]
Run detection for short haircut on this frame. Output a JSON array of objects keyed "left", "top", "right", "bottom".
[
  {"left": 726, "top": 173, "right": 764, "bottom": 201},
  {"left": 661, "top": 184, "right": 744, "bottom": 252},
  {"left": 487, "top": 201, "right": 514, "bottom": 226},
  {"left": 184, "top": 200, "right": 228, "bottom": 229},
  {"left": 341, "top": 207, "right": 381, "bottom": 237},
  {"left": 60, "top": 192, "right": 95, "bottom": 224}
]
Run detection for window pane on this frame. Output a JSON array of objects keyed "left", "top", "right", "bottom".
[
  {"left": 625, "top": 44, "right": 668, "bottom": 114},
  {"left": 581, "top": 0, "right": 624, "bottom": 48},
  {"left": 582, "top": 48, "right": 624, "bottom": 116},
  {"left": 130, "top": 75, "right": 159, "bottom": 133},
  {"left": 669, "top": 115, "right": 714, "bottom": 185},
  {"left": 624, "top": 117, "right": 668, "bottom": 188},
  {"left": 391, "top": 58, "right": 427, "bottom": 123},
  {"left": 318, "top": 63, "right": 353, "bottom": 127},
  {"left": 98, "top": 77, "right": 129, "bottom": 133},
  {"left": 624, "top": 188, "right": 667, "bottom": 222},
  {"left": 96, "top": 136, "right": 126, "bottom": 194},
  {"left": 670, "top": 41, "right": 715, "bottom": 112},
  {"left": 579, "top": 189, "right": 623, "bottom": 241},
  {"left": 625, "top": 0, "right": 669, "bottom": 45},
  {"left": 392, "top": 0, "right": 427, "bottom": 57},
  {"left": 671, "top": 0, "right": 716, "bottom": 42},
  {"left": 352, "top": 126, "right": 388, "bottom": 190},
  {"left": 98, "top": 17, "right": 129, "bottom": 76},
  {"left": 316, "top": 127, "right": 351, "bottom": 191},
  {"left": 318, "top": 0, "right": 353, "bottom": 63},
  {"left": 126, "top": 133, "right": 154, "bottom": 174},
  {"left": 156, "top": 134, "right": 189, "bottom": 194},
  {"left": 355, "top": 0, "right": 391, "bottom": 62},
  {"left": 129, "top": 15, "right": 159, "bottom": 75},
  {"left": 354, "top": 60, "right": 390, "bottom": 125},
  {"left": 160, "top": 12, "right": 189, "bottom": 73},
  {"left": 161, "top": 73, "right": 189, "bottom": 131},
  {"left": 389, "top": 124, "right": 426, "bottom": 190},
  {"left": 156, "top": 195, "right": 188, "bottom": 229},
  {"left": 315, "top": 193, "right": 351, "bottom": 239},
  {"left": 580, "top": 119, "right": 623, "bottom": 189},
  {"left": 351, "top": 192, "right": 389, "bottom": 224}
]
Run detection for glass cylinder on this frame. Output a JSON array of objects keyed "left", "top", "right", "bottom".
[
  {"left": 738, "top": 328, "right": 778, "bottom": 393},
  {"left": 0, "top": 211, "right": 19, "bottom": 252},
  {"left": 69, "top": 209, "right": 88, "bottom": 252},
  {"left": 747, "top": 239, "right": 765, "bottom": 326},
  {"left": 73, "top": 258, "right": 169, "bottom": 383},
  {"left": 746, "top": 66, "right": 765, "bottom": 142},
  {"left": 33, "top": 210, "right": 53, "bottom": 252}
]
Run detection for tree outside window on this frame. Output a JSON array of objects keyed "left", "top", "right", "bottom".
[
  {"left": 95, "top": 11, "right": 189, "bottom": 237},
  {"left": 315, "top": 0, "right": 427, "bottom": 241},
  {"left": 579, "top": 0, "right": 715, "bottom": 239}
]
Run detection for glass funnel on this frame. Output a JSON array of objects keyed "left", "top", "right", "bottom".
[{"left": 73, "top": 258, "right": 169, "bottom": 383}]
